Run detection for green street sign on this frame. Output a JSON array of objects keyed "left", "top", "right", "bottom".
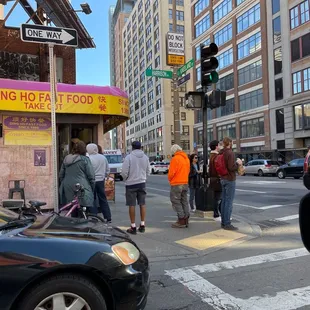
[
  {"left": 177, "top": 58, "right": 194, "bottom": 77},
  {"left": 145, "top": 68, "right": 173, "bottom": 79}
]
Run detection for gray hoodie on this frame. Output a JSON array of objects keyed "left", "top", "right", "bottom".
[
  {"left": 86, "top": 143, "right": 110, "bottom": 182},
  {"left": 121, "top": 149, "right": 151, "bottom": 186}
]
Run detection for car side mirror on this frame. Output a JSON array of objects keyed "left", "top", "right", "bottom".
[{"left": 300, "top": 193, "right": 310, "bottom": 253}]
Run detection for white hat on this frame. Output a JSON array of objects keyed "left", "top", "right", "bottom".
[{"left": 171, "top": 144, "right": 182, "bottom": 155}]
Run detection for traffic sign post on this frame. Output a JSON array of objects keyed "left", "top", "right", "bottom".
[
  {"left": 145, "top": 68, "right": 173, "bottom": 79},
  {"left": 20, "top": 24, "right": 78, "bottom": 212},
  {"left": 177, "top": 58, "right": 194, "bottom": 77}
]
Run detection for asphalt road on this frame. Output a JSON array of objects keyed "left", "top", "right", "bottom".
[{"left": 133, "top": 174, "right": 310, "bottom": 310}]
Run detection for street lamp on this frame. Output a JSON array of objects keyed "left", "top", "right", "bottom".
[{"left": 80, "top": 3, "right": 92, "bottom": 15}]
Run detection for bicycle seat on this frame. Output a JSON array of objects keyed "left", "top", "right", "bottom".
[{"left": 29, "top": 200, "right": 47, "bottom": 208}]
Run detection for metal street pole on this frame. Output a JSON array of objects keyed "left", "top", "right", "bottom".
[
  {"left": 202, "top": 89, "right": 208, "bottom": 186},
  {"left": 172, "top": 0, "right": 181, "bottom": 146},
  {"left": 48, "top": 44, "right": 59, "bottom": 212}
]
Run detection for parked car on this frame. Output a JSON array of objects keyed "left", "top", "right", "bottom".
[
  {"left": 150, "top": 161, "right": 169, "bottom": 174},
  {"left": 0, "top": 207, "right": 150, "bottom": 310},
  {"left": 244, "top": 159, "right": 280, "bottom": 176},
  {"left": 276, "top": 158, "right": 305, "bottom": 179}
]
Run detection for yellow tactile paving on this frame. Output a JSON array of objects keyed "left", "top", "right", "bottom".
[{"left": 175, "top": 229, "right": 247, "bottom": 251}]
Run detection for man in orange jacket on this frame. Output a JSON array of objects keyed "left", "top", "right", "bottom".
[{"left": 168, "top": 144, "right": 190, "bottom": 228}]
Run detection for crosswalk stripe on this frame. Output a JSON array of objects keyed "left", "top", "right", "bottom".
[{"left": 276, "top": 214, "right": 299, "bottom": 221}]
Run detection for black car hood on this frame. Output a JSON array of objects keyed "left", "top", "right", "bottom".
[{"left": 3, "top": 214, "right": 131, "bottom": 244}]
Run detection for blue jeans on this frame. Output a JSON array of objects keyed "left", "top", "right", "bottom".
[
  {"left": 189, "top": 187, "right": 198, "bottom": 210},
  {"left": 220, "top": 179, "right": 236, "bottom": 226},
  {"left": 89, "top": 181, "right": 111, "bottom": 221}
]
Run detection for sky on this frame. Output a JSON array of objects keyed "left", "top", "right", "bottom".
[{"left": 4, "top": 0, "right": 116, "bottom": 86}]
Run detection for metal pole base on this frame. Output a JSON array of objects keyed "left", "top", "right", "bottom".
[{"left": 196, "top": 185, "right": 214, "bottom": 212}]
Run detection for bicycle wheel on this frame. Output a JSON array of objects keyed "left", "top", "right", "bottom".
[{"left": 86, "top": 214, "right": 105, "bottom": 223}]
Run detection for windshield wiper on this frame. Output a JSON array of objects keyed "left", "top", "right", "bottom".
[{"left": 0, "top": 218, "right": 34, "bottom": 231}]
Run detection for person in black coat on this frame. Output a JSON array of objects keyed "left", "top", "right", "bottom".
[{"left": 188, "top": 154, "right": 202, "bottom": 212}]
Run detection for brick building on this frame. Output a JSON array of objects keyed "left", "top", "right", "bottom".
[{"left": 0, "top": 1, "right": 129, "bottom": 208}]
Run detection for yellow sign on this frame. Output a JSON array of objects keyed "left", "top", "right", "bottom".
[
  {"left": 4, "top": 130, "right": 52, "bottom": 146},
  {"left": 167, "top": 55, "right": 185, "bottom": 66},
  {"left": 0, "top": 89, "right": 129, "bottom": 116}
]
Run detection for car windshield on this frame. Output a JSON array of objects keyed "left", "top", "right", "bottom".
[
  {"left": 105, "top": 155, "right": 123, "bottom": 164},
  {"left": 0, "top": 207, "right": 19, "bottom": 227},
  {"left": 267, "top": 161, "right": 280, "bottom": 165}
]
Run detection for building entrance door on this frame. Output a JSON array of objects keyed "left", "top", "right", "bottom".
[{"left": 58, "top": 124, "right": 97, "bottom": 168}]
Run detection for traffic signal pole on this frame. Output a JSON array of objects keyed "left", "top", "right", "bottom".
[{"left": 172, "top": 0, "right": 181, "bottom": 146}]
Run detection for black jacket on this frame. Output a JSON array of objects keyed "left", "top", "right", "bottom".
[{"left": 188, "top": 163, "right": 202, "bottom": 189}]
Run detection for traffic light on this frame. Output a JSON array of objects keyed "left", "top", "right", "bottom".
[
  {"left": 205, "top": 89, "right": 226, "bottom": 110},
  {"left": 200, "top": 43, "right": 219, "bottom": 87}
]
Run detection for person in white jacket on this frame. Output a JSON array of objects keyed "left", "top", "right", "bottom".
[
  {"left": 121, "top": 141, "right": 151, "bottom": 234},
  {"left": 86, "top": 143, "right": 111, "bottom": 222}
]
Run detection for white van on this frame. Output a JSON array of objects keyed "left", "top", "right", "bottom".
[{"left": 103, "top": 149, "right": 123, "bottom": 180}]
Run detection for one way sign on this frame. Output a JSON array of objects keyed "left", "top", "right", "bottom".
[{"left": 20, "top": 24, "right": 78, "bottom": 47}]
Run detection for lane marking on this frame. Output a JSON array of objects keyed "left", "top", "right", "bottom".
[
  {"left": 240, "top": 181, "right": 287, "bottom": 184},
  {"left": 236, "top": 189, "right": 266, "bottom": 194},
  {"left": 175, "top": 229, "right": 246, "bottom": 251},
  {"left": 276, "top": 214, "right": 299, "bottom": 221},
  {"left": 165, "top": 248, "right": 309, "bottom": 309},
  {"left": 147, "top": 187, "right": 170, "bottom": 193},
  {"left": 234, "top": 202, "right": 299, "bottom": 210}
]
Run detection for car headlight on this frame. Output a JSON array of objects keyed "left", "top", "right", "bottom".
[{"left": 112, "top": 242, "right": 140, "bottom": 265}]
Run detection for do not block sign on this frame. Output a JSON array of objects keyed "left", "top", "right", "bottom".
[{"left": 166, "top": 32, "right": 185, "bottom": 66}]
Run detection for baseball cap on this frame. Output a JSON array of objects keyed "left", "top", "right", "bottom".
[{"left": 132, "top": 141, "right": 142, "bottom": 149}]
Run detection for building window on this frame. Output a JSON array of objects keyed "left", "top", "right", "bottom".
[
  {"left": 237, "top": 0, "right": 246, "bottom": 5},
  {"left": 214, "top": 0, "right": 232, "bottom": 24},
  {"left": 169, "top": 0, "right": 184, "bottom": 5},
  {"left": 292, "top": 71, "right": 302, "bottom": 94},
  {"left": 196, "top": 66, "right": 201, "bottom": 82},
  {"left": 182, "top": 125, "right": 189, "bottom": 135},
  {"left": 217, "top": 98, "right": 235, "bottom": 118},
  {"left": 156, "top": 98, "right": 162, "bottom": 109},
  {"left": 276, "top": 108, "right": 284, "bottom": 133},
  {"left": 239, "top": 88, "right": 263, "bottom": 111},
  {"left": 194, "top": 0, "right": 209, "bottom": 16},
  {"left": 217, "top": 73, "right": 234, "bottom": 91},
  {"left": 273, "top": 16, "right": 281, "bottom": 44},
  {"left": 291, "top": 33, "right": 310, "bottom": 62},
  {"left": 217, "top": 123, "right": 236, "bottom": 141},
  {"left": 156, "top": 84, "right": 161, "bottom": 96},
  {"left": 290, "top": 1, "right": 310, "bottom": 29},
  {"left": 181, "top": 140, "right": 190, "bottom": 150},
  {"left": 272, "top": 0, "right": 280, "bottom": 15},
  {"left": 240, "top": 117, "right": 264, "bottom": 138},
  {"left": 294, "top": 103, "right": 310, "bottom": 130},
  {"left": 181, "top": 112, "right": 186, "bottom": 120},
  {"left": 277, "top": 140, "right": 285, "bottom": 149},
  {"left": 275, "top": 78, "right": 283, "bottom": 100},
  {"left": 176, "top": 10, "right": 184, "bottom": 20},
  {"left": 274, "top": 48, "right": 282, "bottom": 75},
  {"left": 155, "top": 56, "right": 160, "bottom": 68},
  {"left": 195, "top": 39, "right": 210, "bottom": 61},
  {"left": 214, "top": 23, "right": 232, "bottom": 46},
  {"left": 194, "top": 14, "right": 210, "bottom": 38},
  {"left": 238, "top": 60, "right": 262, "bottom": 86},
  {"left": 237, "top": 32, "right": 261, "bottom": 60},
  {"left": 237, "top": 4, "right": 260, "bottom": 33},
  {"left": 218, "top": 48, "right": 233, "bottom": 70}
]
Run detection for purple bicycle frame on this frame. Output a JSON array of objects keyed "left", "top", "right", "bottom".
[{"left": 59, "top": 196, "right": 80, "bottom": 217}]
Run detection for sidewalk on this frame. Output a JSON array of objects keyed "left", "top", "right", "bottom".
[{"left": 109, "top": 186, "right": 260, "bottom": 262}]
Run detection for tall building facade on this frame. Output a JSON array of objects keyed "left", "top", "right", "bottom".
[
  {"left": 267, "top": 0, "right": 310, "bottom": 161},
  {"left": 191, "top": 0, "right": 310, "bottom": 162},
  {"left": 123, "top": 0, "right": 194, "bottom": 161},
  {"left": 191, "top": 0, "right": 269, "bottom": 161},
  {"left": 113, "top": 0, "right": 137, "bottom": 154}
]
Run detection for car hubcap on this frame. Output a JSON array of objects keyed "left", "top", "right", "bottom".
[
  {"left": 35, "top": 292, "right": 91, "bottom": 310},
  {"left": 278, "top": 171, "right": 283, "bottom": 178}
]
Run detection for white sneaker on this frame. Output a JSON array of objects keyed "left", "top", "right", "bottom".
[
  {"left": 191, "top": 208, "right": 196, "bottom": 213},
  {"left": 214, "top": 216, "right": 221, "bottom": 222}
]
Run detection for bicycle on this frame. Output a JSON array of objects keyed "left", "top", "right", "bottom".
[{"left": 19, "top": 183, "right": 105, "bottom": 223}]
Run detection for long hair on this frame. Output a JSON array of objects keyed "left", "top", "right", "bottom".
[
  {"left": 189, "top": 153, "right": 197, "bottom": 164},
  {"left": 97, "top": 145, "right": 103, "bottom": 154},
  {"left": 223, "top": 137, "right": 232, "bottom": 148}
]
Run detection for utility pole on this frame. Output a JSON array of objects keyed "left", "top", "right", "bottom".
[{"left": 172, "top": 0, "right": 181, "bottom": 146}]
